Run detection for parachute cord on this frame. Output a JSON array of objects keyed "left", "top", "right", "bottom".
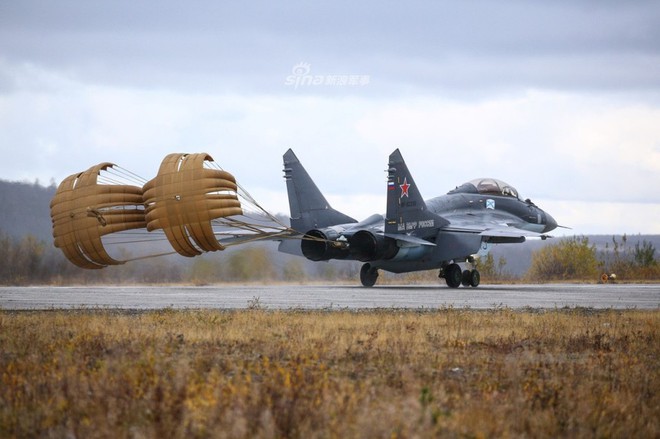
[
  {"left": 101, "top": 236, "right": 173, "bottom": 245},
  {"left": 125, "top": 251, "right": 179, "bottom": 262},
  {"left": 97, "top": 165, "right": 148, "bottom": 187},
  {"left": 112, "top": 165, "right": 149, "bottom": 185},
  {"left": 205, "top": 158, "right": 292, "bottom": 231},
  {"left": 236, "top": 184, "right": 290, "bottom": 229},
  {"left": 219, "top": 230, "right": 294, "bottom": 248},
  {"left": 213, "top": 217, "right": 300, "bottom": 239}
]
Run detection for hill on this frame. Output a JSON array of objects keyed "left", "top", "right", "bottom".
[{"left": 0, "top": 179, "right": 57, "bottom": 242}]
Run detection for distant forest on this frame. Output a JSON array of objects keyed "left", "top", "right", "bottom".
[
  {"left": 0, "top": 179, "right": 56, "bottom": 242},
  {"left": 0, "top": 179, "right": 658, "bottom": 285}
]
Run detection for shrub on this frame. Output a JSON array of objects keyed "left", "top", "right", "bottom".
[{"left": 526, "top": 236, "right": 599, "bottom": 282}]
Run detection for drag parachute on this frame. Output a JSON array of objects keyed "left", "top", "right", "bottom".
[
  {"left": 143, "top": 153, "right": 243, "bottom": 257},
  {"left": 50, "top": 152, "right": 296, "bottom": 269},
  {"left": 50, "top": 163, "right": 146, "bottom": 269}
]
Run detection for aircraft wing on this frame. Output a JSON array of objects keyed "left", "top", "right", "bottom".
[{"left": 440, "top": 213, "right": 552, "bottom": 241}]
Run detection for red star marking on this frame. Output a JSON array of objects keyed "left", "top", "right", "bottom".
[{"left": 400, "top": 177, "right": 411, "bottom": 198}]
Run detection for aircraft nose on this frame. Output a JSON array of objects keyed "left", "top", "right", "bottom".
[{"left": 543, "top": 212, "right": 558, "bottom": 233}]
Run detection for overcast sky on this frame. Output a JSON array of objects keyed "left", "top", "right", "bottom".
[{"left": 1, "top": 0, "right": 659, "bottom": 235}]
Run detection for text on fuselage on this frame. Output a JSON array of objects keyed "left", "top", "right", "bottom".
[{"left": 397, "top": 219, "right": 435, "bottom": 231}]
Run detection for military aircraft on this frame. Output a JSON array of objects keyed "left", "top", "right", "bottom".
[{"left": 278, "top": 148, "right": 558, "bottom": 288}]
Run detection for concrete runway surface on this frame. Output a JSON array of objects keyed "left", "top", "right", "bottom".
[{"left": 1, "top": 284, "right": 658, "bottom": 310}]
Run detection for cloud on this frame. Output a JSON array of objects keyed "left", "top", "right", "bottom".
[
  {"left": 2, "top": 71, "right": 658, "bottom": 227},
  {"left": 0, "top": 1, "right": 659, "bottom": 234},
  {"left": 354, "top": 91, "right": 660, "bottom": 204},
  {"left": 2, "top": 1, "right": 659, "bottom": 94},
  {"left": 540, "top": 199, "right": 660, "bottom": 236}
]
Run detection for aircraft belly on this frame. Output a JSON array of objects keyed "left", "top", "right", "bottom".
[
  {"left": 371, "top": 231, "right": 483, "bottom": 274},
  {"left": 371, "top": 259, "right": 441, "bottom": 274},
  {"left": 391, "top": 245, "right": 433, "bottom": 261},
  {"left": 433, "top": 231, "right": 483, "bottom": 262}
]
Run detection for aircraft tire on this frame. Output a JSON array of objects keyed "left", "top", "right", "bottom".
[
  {"left": 461, "top": 270, "right": 472, "bottom": 286},
  {"left": 360, "top": 263, "right": 378, "bottom": 287},
  {"left": 445, "top": 263, "right": 462, "bottom": 288},
  {"left": 469, "top": 269, "right": 481, "bottom": 287}
]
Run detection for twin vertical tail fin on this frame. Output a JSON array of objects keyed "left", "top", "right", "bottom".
[
  {"left": 282, "top": 149, "right": 356, "bottom": 233},
  {"left": 282, "top": 147, "right": 445, "bottom": 239},
  {"left": 385, "top": 149, "right": 448, "bottom": 236}
]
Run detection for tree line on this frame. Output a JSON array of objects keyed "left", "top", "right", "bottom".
[
  {"left": 0, "top": 228, "right": 358, "bottom": 286},
  {"left": 0, "top": 229, "right": 657, "bottom": 285},
  {"left": 526, "top": 235, "right": 659, "bottom": 282}
]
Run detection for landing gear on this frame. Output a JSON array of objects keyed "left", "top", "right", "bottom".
[
  {"left": 440, "top": 264, "right": 480, "bottom": 288},
  {"left": 469, "top": 269, "right": 480, "bottom": 287},
  {"left": 360, "top": 263, "right": 379, "bottom": 287},
  {"left": 443, "top": 263, "right": 463, "bottom": 288},
  {"left": 461, "top": 269, "right": 480, "bottom": 287},
  {"left": 461, "top": 270, "right": 471, "bottom": 286}
]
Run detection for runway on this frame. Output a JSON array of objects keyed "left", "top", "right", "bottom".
[{"left": 1, "top": 283, "right": 658, "bottom": 310}]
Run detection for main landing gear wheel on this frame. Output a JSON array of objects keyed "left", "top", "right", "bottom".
[
  {"left": 444, "top": 263, "right": 462, "bottom": 288},
  {"left": 360, "top": 263, "right": 379, "bottom": 287},
  {"left": 469, "top": 269, "right": 480, "bottom": 287},
  {"left": 462, "top": 269, "right": 481, "bottom": 287},
  {"left": 461, "top": 270, "right": 471, "bottom": 287}
]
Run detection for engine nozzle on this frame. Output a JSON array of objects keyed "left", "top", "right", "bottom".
[
  {"left": 301, "top": 229, "right": 350, "bottom": 261},
  {"left": 348, "top": 230, "right": 399, "bottom": 262}
]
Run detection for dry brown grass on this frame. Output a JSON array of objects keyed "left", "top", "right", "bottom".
[{"left": 1, "top": 307, "right": 658, "bottom": 438}]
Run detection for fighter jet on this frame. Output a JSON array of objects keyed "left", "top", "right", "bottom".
[{"left": 278, "top": 148, "right": 558, "bottom": 288}]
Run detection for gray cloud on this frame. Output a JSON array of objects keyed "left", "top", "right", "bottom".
[
  {"left": 1, "top": 1, "right": 659, "bottom": 94},
  {"left": 1, "top": 1, "right": 659, "bottom": 234}
]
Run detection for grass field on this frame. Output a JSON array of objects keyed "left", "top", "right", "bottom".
[{"left": 1, "top": 308, "right": 658, "bottom": 438}]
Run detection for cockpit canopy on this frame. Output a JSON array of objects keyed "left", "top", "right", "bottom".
[{"left": 449, "top": 178, "right": 522, "bottom": 200}]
